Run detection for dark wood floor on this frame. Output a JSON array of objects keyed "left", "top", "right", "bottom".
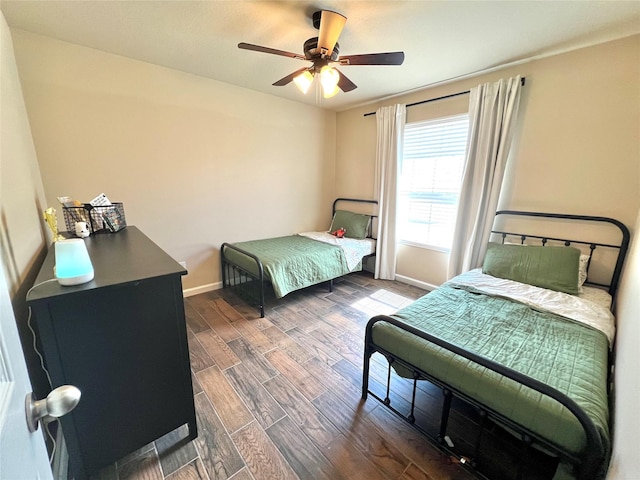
[{"left": 89, "top": 272, "right": 543, "bottom": 480}]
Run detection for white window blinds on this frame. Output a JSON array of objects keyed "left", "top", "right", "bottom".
[{"left": 398, "top": 114, "right": 469, "bottom": 250}]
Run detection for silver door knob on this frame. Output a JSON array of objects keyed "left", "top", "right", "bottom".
[{"left": 25, "top": 385, "right": 81, "bottom": 432}]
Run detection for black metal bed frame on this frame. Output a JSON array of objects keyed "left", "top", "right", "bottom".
[
  {"left": 362, "top": 211, "right": 630, "bottom": 480},
  {"left": 221, "top": 198, "right": 378, "bottom": 318}
]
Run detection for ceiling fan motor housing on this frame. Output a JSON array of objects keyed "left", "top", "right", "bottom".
[
  {"left": 312, "top": 11, "right": 323, "bottom": 29},
  {"left": 303, "top": 37, "right": 340, "bottom": 61}
]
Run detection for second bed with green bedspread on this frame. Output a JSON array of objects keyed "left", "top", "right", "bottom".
[
  {"left": 370, "top": 282, "right": 610, "bottom": 460},
  {"left": 361, "top": 209, "right": 631, "bottom": 480},
  {"left": 223, "top": 235, "right": 354, "bottom": 298}
]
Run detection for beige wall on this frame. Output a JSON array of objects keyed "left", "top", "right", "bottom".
[
  {"left": 0, "top": 12, "right": 51, "bottom": 399},
  {"left": 608, "top": 208, "right": 640, "bottom": 479},
  {"left": 10, "top": 29, "right": 337, "bottom": 291},
  {"left": 336, "top": 35, "right": 640, "bottom": 288},
  {"left": 0, "top": 20, "right": 48, "bottom": 295}
]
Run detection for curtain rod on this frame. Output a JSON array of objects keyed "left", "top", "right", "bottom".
[{"left": 363, "top": 77, "right": 526, "bottom": 117}]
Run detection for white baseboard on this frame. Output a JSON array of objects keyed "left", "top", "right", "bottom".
[
  {"left": 182, "top": 281, "right": 222, "bottom": 297},
  {"left": 394, "top": 274, "right": 438, "bottom": 292},
  {"left": 183, "top": 275, "right": 437, "bottom": 298}
]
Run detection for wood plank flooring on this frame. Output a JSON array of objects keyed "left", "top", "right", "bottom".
[{"left": 89, "top": 272, "right": 553, "bottom": 480}]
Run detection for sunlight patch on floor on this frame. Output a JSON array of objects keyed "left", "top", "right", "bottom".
[{"left": 350, "top": 289, "right": 414, "bottom": 316}]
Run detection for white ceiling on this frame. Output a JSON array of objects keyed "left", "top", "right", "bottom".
[{"left": 1, "top": 1, "right": 639, "bottom": 112}]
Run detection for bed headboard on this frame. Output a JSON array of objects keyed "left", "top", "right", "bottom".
[
  {"left": 332, "top": 198, "right": 379, "bottom": 238},
  {"left": 491, "top": 211, "right": 630, "bottom": 297}
]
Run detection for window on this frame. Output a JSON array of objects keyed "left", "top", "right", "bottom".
[{"left": 398, "top": 114, "right": 469, "bottom": 251}]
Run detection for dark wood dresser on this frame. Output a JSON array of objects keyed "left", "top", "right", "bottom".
[{"left": 27, "top": 227, "right": 197, "bottom": 479}]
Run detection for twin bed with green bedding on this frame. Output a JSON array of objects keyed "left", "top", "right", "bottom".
[
  {"left": 221, "top": 198, "right": 377, "bottom": 317},
  {"left": 222, "top": 234, "right": 354, "bottom": 298},
  {"left": 363, "top": 211, "right": 630, "bottom": 480}
]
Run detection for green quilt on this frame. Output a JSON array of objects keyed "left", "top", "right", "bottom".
[
  {"left": 371, "top": 284, "right": 610, "bottom": 460},
  {"left": 224, "top": 235, "right": 354, "bottom": 298}
]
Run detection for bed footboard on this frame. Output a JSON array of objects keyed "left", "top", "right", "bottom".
[
  {"left": 221, "top": 243, "right": 266, "bottom": 317},
  {"left": 362, "top": 315, "right": 604, "bottom": 480}
]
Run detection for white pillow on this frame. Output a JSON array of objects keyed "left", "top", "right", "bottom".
[{"left": 578, "top": 254, "right": 590, "bottom": 292}]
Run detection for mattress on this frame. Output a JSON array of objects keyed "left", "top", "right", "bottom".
[
  {"left": 297, "top": 231, "right": 376, "bottom": 270},
  {"left": 449, "top": 269, "right": 615, "bottom": 345},
  {"left": 370, "top": 270, "right": 612, "bottom": 460}
]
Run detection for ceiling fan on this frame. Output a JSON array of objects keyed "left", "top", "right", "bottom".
[{"left": 238, "top": 10, "right": 405, "bottom": 98}]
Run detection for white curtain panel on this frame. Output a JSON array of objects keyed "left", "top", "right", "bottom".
[
  {"left": 448, "top": 75, "right": 523, "bottom": 278},
  {"left": 374, "top": 104, "right": 406, "bottom": 280}
]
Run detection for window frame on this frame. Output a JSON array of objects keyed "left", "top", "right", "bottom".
[{"left": 397, "top": 113, "right": 469, "bottom": 252}]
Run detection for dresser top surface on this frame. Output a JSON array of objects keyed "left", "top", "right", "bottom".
[{"left": 27, "top": 226, "right": 186, "bottom": 302}]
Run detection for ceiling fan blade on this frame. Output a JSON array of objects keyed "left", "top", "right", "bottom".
[
  {"left": 339, "top": 52, "right": 405, "bottom": 66},
  {"left": 335, "top": 68, "right": 357, "bottom": 92},
  {"left": 238, "top": 42, "right": 305, "bottom": 60},
  {"left": 273, "top": 67, "right": 310, "bottom": 87},
  {"left": 317, "top": 10, "right": 347, "bottom": 56}
]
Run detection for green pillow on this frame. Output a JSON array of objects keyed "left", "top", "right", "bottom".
[
  {"left": 482, "top": 242, "right": 581, "bottom": 295},
  {"left": 329, "top": 210, "right": 371, "bottom": 239}
]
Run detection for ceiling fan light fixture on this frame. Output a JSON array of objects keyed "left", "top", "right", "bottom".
[
  {"left": 323, "top": 84, "right": 340, "bottom": 99},
  {"left": 320, "top": 65, "right": 340, "bottom": 98},
  {"left": 239, "top": 9, "right": 404, "bottom": 97},
  {"left": 293, "top": 70, "right": 314, "bottom": 94}
]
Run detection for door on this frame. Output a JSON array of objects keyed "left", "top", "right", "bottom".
[{"left": 0, "top": 258, "right": 52, "bottom": 478}]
